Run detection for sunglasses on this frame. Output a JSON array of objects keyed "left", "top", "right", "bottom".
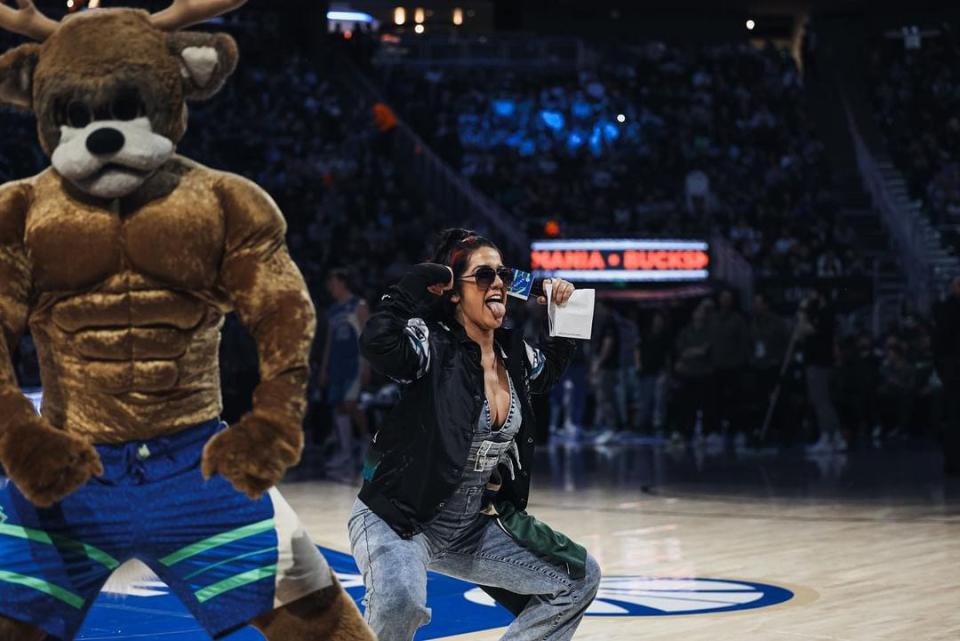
[{"left": 459, "top": 266, "right": 515, "bottom": 290}]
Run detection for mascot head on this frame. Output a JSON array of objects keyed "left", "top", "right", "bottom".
[{"left": 0, "top": 0, "right": 245, "bottom": 199}]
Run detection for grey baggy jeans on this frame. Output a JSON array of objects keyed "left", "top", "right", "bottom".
[
  {"left": 806, "top": 365, "right": 841, "bottom": 436},
  {"left": 347, "top": 490, "right": 601, "bottom": 641}
]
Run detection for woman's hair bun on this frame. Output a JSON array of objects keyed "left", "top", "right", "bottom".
[{"left": 431, "top": 228, "right": 477, "bottom": 264}]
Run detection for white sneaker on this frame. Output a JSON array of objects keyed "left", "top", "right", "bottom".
[
  {"left": 593, "top": 429, "right": 617, "bottom": 445},
  {"left": 734, "top": 432, "right": 748, "bottom": 450},
  {"left": 706, "top": 433, "right": 725, "bottom": 449},
  {"left": 831, "top": 431, "right": 848, "bottom": 452},
  {"left": 806, "top": 432, "right": 832, "bottom": 453}
]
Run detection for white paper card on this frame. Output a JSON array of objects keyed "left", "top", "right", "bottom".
[{"left": 545, "top": 283, "right": 595, "bottom": 340}]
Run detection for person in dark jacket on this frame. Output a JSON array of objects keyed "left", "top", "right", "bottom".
[
  {"left": 348, "top": 229, "right": 601, "bottom": 641},
  {"left": 637, "top": 310, "right": 671, "bottom": 434},
  {"left": 712, "top": 289, "right": 750, "bottom": 442},
  {"left": 747, "top": 292, "right": 790, "bottom": 439},
  {"left": 934, "top": 276, "right": 960, "bottom": 476},
  {"left": 800, "top": 289, "right": 845, "bottom": 452},
  {"left": 673, "top": 298, "right": 717, "bottom": 441}
]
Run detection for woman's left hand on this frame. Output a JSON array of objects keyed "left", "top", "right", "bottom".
[{"left": 537, "top": 278, "right": 575, "bottom": 306}]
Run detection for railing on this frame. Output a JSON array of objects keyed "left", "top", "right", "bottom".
[
  {"left": 374, "top": 34, "right": 588, "bottom": 71},
  {"left": 333, "top": 51, "right": 528, "bottom": 257},
  {"left": 843, "top": 99, "right": 944, "bottom": 312}
]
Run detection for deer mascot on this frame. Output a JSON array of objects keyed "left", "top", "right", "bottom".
[{"left": 0, "top": 1, "right": 375, "bottom": 640}]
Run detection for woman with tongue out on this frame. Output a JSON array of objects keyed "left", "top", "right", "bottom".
[{"left": 349, "top": 229, "right": 601, "bottom": 641}]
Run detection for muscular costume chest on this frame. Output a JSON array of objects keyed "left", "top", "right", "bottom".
[
  {"left": 19, "top": 163, "right": 237, "bottom": 440},
  {"left": 26, "top": 170, "right": 225, "bottom": 294}
]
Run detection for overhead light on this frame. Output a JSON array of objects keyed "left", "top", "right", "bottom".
[
  {"left": 616, "top": 113, "right": 626, "bottom": 123},
  {"left": 327, "top": 11, "right": 375, "bottom": 23},
  {"left": 453, "top": 8, "right": 463, "bottom": 26},
  {"left": 394, "top": 7, "right": 405, "bottom": 25},
  {"left": 746, "top": 19, "right": 756, "bottom": 30},
  {"left": 66, "top": 0, "right": 75, "bottom": 7},
  {"left": 414, "top": 7, "right": 424, "bottom": 23},
  {"left": 414, "top": 24, "right": 425, "bottom": 34}
]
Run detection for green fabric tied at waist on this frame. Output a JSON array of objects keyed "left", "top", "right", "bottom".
[{"left": 490, "top": 501, "right": 587, "bottom": 580}]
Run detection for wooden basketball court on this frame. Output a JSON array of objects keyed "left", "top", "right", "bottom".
[{"left": 71, "top": 442, "right": 960, "bottom": 641}]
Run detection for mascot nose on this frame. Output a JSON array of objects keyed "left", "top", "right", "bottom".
[{"left": 86, "top": 128, "right": 126, "bottom": 155}]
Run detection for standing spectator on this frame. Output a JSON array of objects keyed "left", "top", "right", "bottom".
[
  {"left": 836, "top": 334, "right": 880, "bottom": 446},
  {"left": 637, "top": 310, "right": 671, "bottom": 435},
  {"left": 747, "top": 292, "right": 790, "bottom": 440},
  {"left": 685, "top": 169, "right": 712, "bottom": 214},
  {"left": 799, "top": 289, "right": 845, "bottom": 452},
  {"left": 617, "top": 310, "right": 642, "bottom": 437},
  {"left": 549, "top": 341, "right": 589, "bottom": 441},
  {"left": 933, "top": 277, "right": 960, "bottom": 476},
  {"left": 712, "top": 290, "right": 750, "bottom": 445},
  {"left": 673, "top": 299, "right": 717, "bottom": 443},
  {"left": 876, "top": 338, "right": 916, "bottom": 439},
  {"left": 320, "top": 269, "right": 370, "bottom": 482},
  {"left": 590, "top": 304, "right": 622, "bottom": 442},
  {"left": 541, "top": 297, "right": 589, "bottom": 441},
  {"left": 904, "top": 318, "right": 939, "bottom": 437}
]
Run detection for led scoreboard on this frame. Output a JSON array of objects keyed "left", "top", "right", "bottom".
[{"left": 530, "top": 239, "right": 710, "bottom": 283}]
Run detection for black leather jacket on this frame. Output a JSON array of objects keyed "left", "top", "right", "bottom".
[{"left": 358, "top": 264, "right": 575, "bottom": 539}]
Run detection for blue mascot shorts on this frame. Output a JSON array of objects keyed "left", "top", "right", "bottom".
[{"left": 0, "top": 419, "right": 332, "bottom": 641}]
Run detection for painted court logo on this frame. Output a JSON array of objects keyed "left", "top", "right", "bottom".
[
  {"left": 465, "top": 576, "right": 794, "bottom": 616},
  {"left": 81, "top": 548, "right": 798, "bottom": 640}
]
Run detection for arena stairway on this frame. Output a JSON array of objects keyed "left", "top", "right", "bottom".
[
  {"left": 802, "top": 22, "right": 907, "bottom": 330},
  {"left": 805, "top": 13, "right": 956, "bottom": 318}
]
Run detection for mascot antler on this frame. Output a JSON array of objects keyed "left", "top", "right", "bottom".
[
  {"left": 0, "top": 0, "right": 58, "bottom": 40},
  {"left": 0, "top": 0, "right": 247, "bottom": 40},
  {"left": 149, "top": 0, "right": 248, "bottom": 31}
]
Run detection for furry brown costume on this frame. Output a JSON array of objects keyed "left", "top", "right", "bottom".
[{"left": 0, "top": 2, "right": 374, "bottom": 640}]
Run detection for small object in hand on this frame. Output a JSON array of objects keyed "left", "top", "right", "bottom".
[{"left": 507, "top": 268, "right": 534, "bottom": 300}]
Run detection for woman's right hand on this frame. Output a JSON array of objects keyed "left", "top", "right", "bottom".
[{"left": 426, "top": 264, "right": 455, "bottom": 296}]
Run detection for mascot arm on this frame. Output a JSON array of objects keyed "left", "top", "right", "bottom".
[
  {"left": 0, "top": 182, "right": 102, "bottom": 507},
  {"left": 202, "top": 173, "right": 317, "bottom": 499},
  {"left": 0, "top": 184, "right": 34, "bottom": 428}
]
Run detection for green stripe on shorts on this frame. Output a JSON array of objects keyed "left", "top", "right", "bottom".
[
  {"left": 0, "top": 524, "right": 120, "bottom": 570},
  {"left": 194, "top": 564, "right": 278, "bottom": 603},
  {"left": 0, "top": 570, "right": 84, "bottom": 609},
  {"left": 160, "top": 518, "right": 275, "bottom": 567},
  {"left": 183, "top": 546, "right": 278, "bottom": 581}
]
